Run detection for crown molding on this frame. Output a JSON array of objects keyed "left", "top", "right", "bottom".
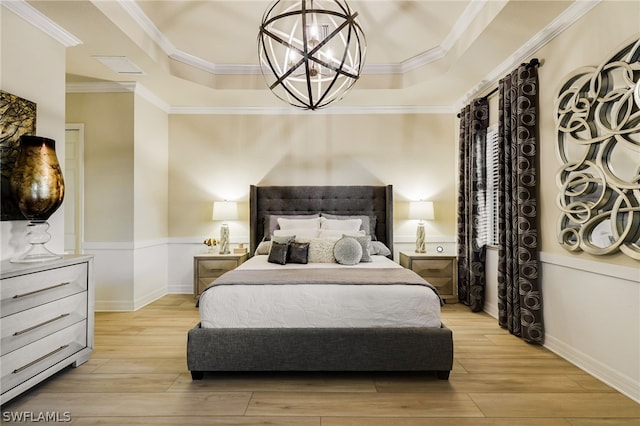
[
  {"left": 119, "top": 0, "right": 490, "bottom": 77},
  {"left": 455, "top": 0, "right": 601, "bottom": 108},
  {"left": 2, "top": 0, "right": 82, "bottom": 47},
  {"left": 169, "top": 105, "right": 455, "bottom": 115},
  {"left": 66, "top": 81, "right": 170, "bottom": 112}
]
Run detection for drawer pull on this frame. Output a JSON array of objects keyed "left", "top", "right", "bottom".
[
  {"left": 13, "top": 345, "right": 69, "bottom": 374},
  {"left": 13, "top": 313, "right": 71, "bottom": 336},
  {"left": 13, "top": 282, "right": 71, "bottom": 299}
]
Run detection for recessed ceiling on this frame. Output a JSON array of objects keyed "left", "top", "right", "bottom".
[{"left": 16, "top": 0, "right": 592, "bottom": 111}]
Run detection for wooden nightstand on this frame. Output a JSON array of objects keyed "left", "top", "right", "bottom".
[
  {"left": 193, "top": 253, "right": 248, "bottom": 297},
  {"left": 399, "top": 251, "right": 458, "bottom": 303}
]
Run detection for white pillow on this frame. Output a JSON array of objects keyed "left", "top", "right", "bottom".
[
  {"left": 307, "top": 238, "right": 337, "bottom": 263},
  {"left": 320, "top": 217, "right": 362, "bottom": 232},
  {"left": 277, "top": 217, "right": 321, "bottom": 230},
  {"left": 318, "top": 229, "right": 365, "bottom": 240},
  {"left": 272, "top": 228, "right": 319, "bottom": 239}
]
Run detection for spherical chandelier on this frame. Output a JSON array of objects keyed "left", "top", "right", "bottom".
[{"left": 258, "top": 0, "right": 366, "bottom": 110}]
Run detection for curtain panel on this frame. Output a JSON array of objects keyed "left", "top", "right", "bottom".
[
  {"left": 457, "top": 98, "right": 488, "bottom": 312},
  {"left": 497, "top": 63, "right": 544, "bottom": 344}
]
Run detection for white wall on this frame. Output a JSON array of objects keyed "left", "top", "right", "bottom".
[
  {"left": 484, "top": 249, "right": 640, "bottom": 403},
  {"left": 1, "top": 9, "right": 66, "bottom": 260}
]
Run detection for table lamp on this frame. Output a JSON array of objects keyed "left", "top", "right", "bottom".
[
  {"left": 212, "top": 201, "right": 238, "bottom": 254},
  {"left": 409, "top": 201, "right": 434, "bottom": 253}
]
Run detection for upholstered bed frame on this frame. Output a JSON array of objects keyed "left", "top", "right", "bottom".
[{"left": 187, "top": 185, "right": 454, "bottom": 379}]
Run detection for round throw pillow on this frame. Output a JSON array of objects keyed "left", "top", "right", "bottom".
[{"left": 333, "top": 236, "right": 363, "bottom": 265}]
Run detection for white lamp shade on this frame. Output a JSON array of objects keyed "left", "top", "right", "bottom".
[
  {"left": 409, "top": 201, "right": 434, "bottom": 221},
  {"left": 212, "top": 201, "right": 238, "bottom": 221}
]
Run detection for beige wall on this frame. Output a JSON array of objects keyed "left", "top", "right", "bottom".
[
  {"left": 168, "top": 113, "right": 457, "bottom": 241},
  {"left": 134, "top": 94, "right": 169, "bottom": 241},
  {"left": 66, "top": 92, "right": 135, "bottom": 243},
  {"left": 1, "top": 9, "right": 66, "bottom": 260},
  {"left": 482, "top": 1, "right": 639, "bottom": 268},
  {"left": 535, "top": 1, "right": 638, "bottom": 267}
]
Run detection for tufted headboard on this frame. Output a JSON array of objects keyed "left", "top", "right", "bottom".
[{"left": 249, "top": 185, "right": 393, "bottom": 258}]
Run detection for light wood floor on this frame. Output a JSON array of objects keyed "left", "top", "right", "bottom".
[{"left": 2, "top": 294, "right": 639, "bottom": 425}]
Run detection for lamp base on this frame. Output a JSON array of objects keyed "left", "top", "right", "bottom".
[
  {"left": 415, "top": 223, "right": 426, "bottom": 254},
  {"left": 219, "top": 224, "right": 230, "bottom": 254},
  {"left": 11, "top": 220, "right": 62, "bottom": 263}
]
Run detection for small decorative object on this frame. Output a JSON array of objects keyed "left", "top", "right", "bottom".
[
  {"left": 204, "top": 238, "right": 218, "bottom": 253},
  {"left": 233, "top": 243, "right": 248, "bottom": 255},
  {"left": 10, "top": 135, "right": 65, "bottom": 263},
  {"left": 212, "top": 201, "right": 238, "bottom": 255},
  {"left": 257, "top": 0, "right": 366, "bottom": 110},
  {"left": 409, "top": 200, "right": 434, "bottom": 253}
]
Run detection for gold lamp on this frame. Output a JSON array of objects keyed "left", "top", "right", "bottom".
[
  {"left": 409, "top": 201, "right": 434, "bottom": 254},
  {"left": 212, "top": 201, "right": 238, "bottom": 255}
]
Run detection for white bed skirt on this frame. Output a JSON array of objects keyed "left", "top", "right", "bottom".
[{"left": 199, "top": 256, "right": 442, "bottom": 328}]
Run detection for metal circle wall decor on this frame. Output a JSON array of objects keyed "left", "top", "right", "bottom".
[
  {"left": 258, "top": 0, "right": 366, "bottom": 110},
  {"left": 554, "top": 37, "right": 640, "bottom": 259}
]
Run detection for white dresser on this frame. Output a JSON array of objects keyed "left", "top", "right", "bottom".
[{"left": 1, "top": 255, "right": 94, "bottom": 405}]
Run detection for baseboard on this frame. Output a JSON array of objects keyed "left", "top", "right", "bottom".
[
  {"left": 168, "top": 283, "right": 193, "bottom": 294},
  {"left": 133, "top": 287, "right": 168, "bottom": 311},
  {"left": 544, "top": 333, "right": 640, "bottom": 404}
]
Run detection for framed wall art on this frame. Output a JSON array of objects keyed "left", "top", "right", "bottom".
[{"left": 1, "top": 90, "right": 37, "bottom": 221}]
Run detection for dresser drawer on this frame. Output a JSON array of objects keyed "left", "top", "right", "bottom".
[
  {"left": 1, "top": 292, "right": 87, "bottom": 356},
  {"left": 198, "top": 259, "right": 239, "bottom": 278},
  {"left": 1, "top": 263, "right": 88, "bottom": 317},
  {"left": 1, "top": 321, "right": 87, "bottom": 395}
]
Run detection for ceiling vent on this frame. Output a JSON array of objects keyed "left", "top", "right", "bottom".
[{"left": 94, "top": 56, "right": 144, "bottom": 75}]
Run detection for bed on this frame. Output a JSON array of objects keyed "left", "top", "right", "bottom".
[{"left": 187, "top": 185, "right": 454, "bottom": 379}]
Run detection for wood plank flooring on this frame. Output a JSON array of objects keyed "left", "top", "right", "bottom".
[{"left": 2, "top": 294, "right": 639, "bottom": 425}]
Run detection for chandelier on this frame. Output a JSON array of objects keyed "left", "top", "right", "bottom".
[{"left": 258, "top": 0, "right": 366, "bottom": 110}]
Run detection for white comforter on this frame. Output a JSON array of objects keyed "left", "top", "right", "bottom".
[{"left": 199, "top": 255, "right": 442, "bottom": 328}]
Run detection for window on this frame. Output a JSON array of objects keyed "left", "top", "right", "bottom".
[{"left": 485, "top": 124, "right": 499, "bottom": 246}]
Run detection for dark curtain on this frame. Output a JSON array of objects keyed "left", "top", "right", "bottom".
[
  {"left": 457, "top": 98, "right": 488, "bottom": 312},
  {"left": 497, "top": 63, "right": 544, "bottom": 344}
]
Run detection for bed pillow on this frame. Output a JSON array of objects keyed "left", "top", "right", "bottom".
[
  {"left": 271, "top": 235, "right": 296, "bottom": 244},
  {"left": 287, "top": 241, "right": 310, "bottom": 264},
  {"left": 318, "top": 229, "right": 365, "bottom": 240},
  {"left": 263, "top": 214, "right": 319, "bottom": 240},
  {"left": 320, "top": 217, "right": 362, "bottom": 232},
  {"left": 321, "top": 213, "right": 377, "bottom": 238},
  {"left": 254, "top": 240, "right": 271, "bottom": 255},
  {"left": 333, "top": 236, "right": 363, "bottom": 265},
  {"left": 273, "top": 228, "right": 319, "bottom": 239},
  {"left": 277, "top": 217, "right": 321, "bottom": 230},
  {"left": 371, "top": 241, "right": 392, "bottom": 256},
  {"left": 267, "top": 241, "right": 289, "bottom": 265},
  {"left": 351, "top": 234, "right": 372, "bottom": 262},
  {"left": 307, "top": 238, "right": 337, "bottom": 263}
]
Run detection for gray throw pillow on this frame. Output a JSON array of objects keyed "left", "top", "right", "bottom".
[
  {"left": 333, "top": 236, "right": 363, "bottom": 265},
  {"left": 351, "top": 234, "right": 372, "bottom": 262},
  {"left": 267, "top": 241, "right": 289, "bottom": 265},
  {"left": 287, "top": 241, "right": 310, "bottom": 264}
]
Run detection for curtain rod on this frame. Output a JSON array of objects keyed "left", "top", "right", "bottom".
[{"left": 456, "top": 58, "right": 541, "bottom": 118}]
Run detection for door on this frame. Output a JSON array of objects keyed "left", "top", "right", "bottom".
[{"left": 64, "top": 124, "right": 84, "bottom": 254}]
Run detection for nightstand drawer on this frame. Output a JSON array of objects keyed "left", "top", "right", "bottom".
[
  {"left": 194, "top": 253, "right": 248, "bottom": 297},
  {"left": 399, "top": 252, "right": 457, "bottom": 302},
  {"left": 198, "top": 259, "right": 239, "bottom": 277},
  {"left": 1, "top": 263, "right": 88, "bottom": 317},
  {"left": 410, "top": 259, "right": 454, "bottom": 277},
  {"left": 1, "top": 321, "right": 87, "bottom": 395},
  {"left": 1, "top": 292, "right": 87, "bottom": 356}
]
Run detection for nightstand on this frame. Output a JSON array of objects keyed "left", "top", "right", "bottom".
[
  {"left": 193, "top": 253, "right": 248, "bottom": 297},
  {"left": 399, "top": 251, "right": 458, "bottom": 303}
]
